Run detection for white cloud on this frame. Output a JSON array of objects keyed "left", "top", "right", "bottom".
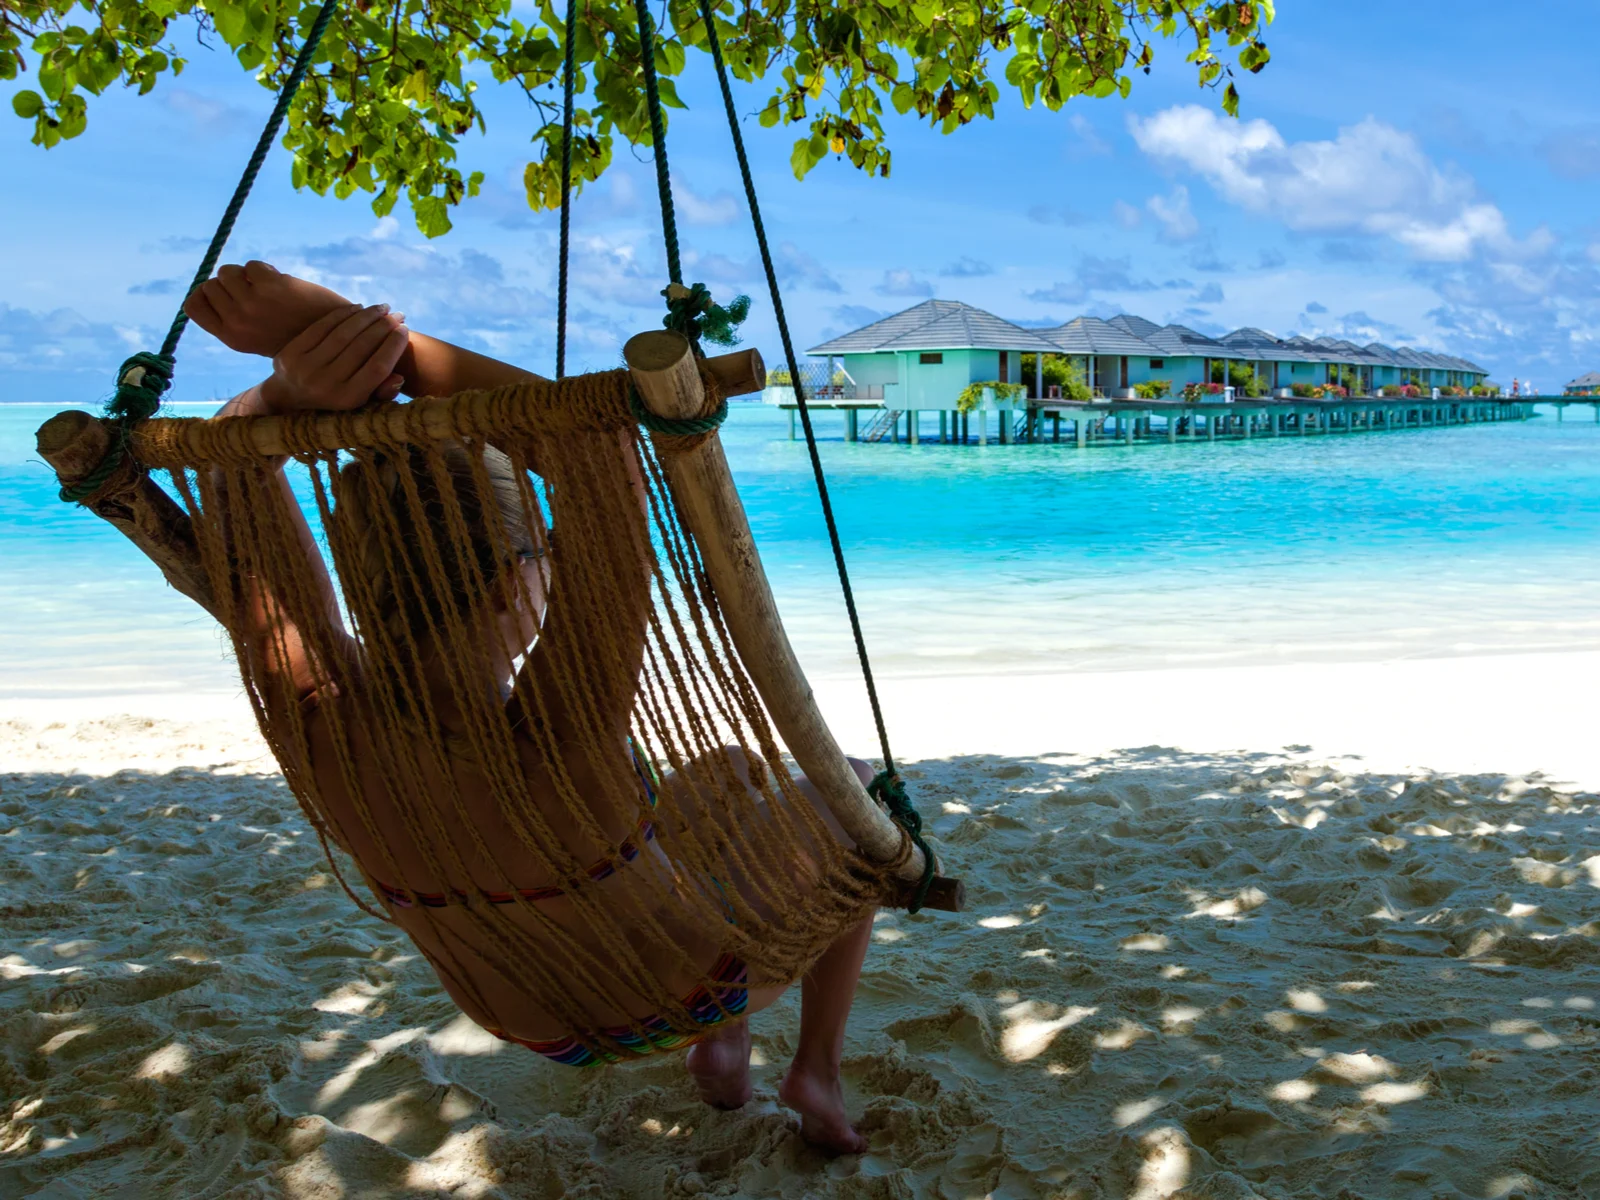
[
  {"left": 875, "top": 269, "right": 934, "bottom": 298},
  {"left": 0, "top": 303, "right": 144, "bottom": 373},
  {"left": 1147, "top": 186, "right": 1199, "bottom": 242},
  {"left": 1128, "top": 105, "right": 1517, "bottom": 262},
  {"left": 281, "top": 229, "right": 564, "bottom": 358},
  {"left": 774, "top": 242, "right": 842, "bottom": 292},
  {"left": 671, "top": 176, "right": 741, "bottom": 226}
]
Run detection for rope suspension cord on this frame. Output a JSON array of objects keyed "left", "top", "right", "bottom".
[
  {"left": 554, "top": 0, "right": 579, "bottom": 379},
  {"left": 60, "top": 0, "right": 341, "bottom": 503},
  {"left": 630, "top": 0, "right": 683, "bottom": 288},
  {"left": 694, "top": 0, "right": 935, "bottom": 911},
  {"left": 629, "top": 0, "right": 750, "bottom": 360}
]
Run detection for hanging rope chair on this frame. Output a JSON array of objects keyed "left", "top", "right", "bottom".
[{"left": 35, "top": 0, "right": 961, "bottom": 1063}]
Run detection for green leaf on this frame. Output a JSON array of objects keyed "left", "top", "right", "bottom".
[
  {"left": 399, "top": 68, "right": 430, "bottom": 104},
  {"left": 412, "top": 192, "right": 453, "bottom": 238},
  {"left": 789, "top": 135, "right": 812, "bottom": 179},
  {"left": 211, "top": 3, "right": 248, "bottom": 46},
  {"left": 0, "top": 0, "right": 1272, "bottom": 236}
]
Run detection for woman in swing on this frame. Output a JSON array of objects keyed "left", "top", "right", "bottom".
[{"left": 185, "top": 259, "right": 875, "bottom": 1155}]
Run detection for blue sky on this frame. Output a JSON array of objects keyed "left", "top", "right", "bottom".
[{"left": 4, "top": 0, "right": 1599, "bottom": 403}]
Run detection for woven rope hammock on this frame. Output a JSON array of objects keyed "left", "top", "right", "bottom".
[{"left": 35, "top": 0, "right": 961, "bottom": 1062}]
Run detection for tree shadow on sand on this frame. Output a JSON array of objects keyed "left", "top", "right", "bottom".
[{"left": 2, "top": 745, "right": 1598, "bottom": 1198}]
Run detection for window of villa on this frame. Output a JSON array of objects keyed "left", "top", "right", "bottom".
[
  {"left": 1150, "top": 358, "right": 1165, "bottom": 368},
  {"left": 919, "top": 352, "right": 943, "bottom": 364}
]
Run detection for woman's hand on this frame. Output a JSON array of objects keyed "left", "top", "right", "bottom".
[
  {"left": 260, "top": 304, "right": 410, "bottom": 415},
  {"left": 185, "top": 260, "right": 352, "bottom": 357}
]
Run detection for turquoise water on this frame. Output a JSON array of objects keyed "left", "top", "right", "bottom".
[{"left": 6, "top": 401, "right": 1600, "bottom": 698}]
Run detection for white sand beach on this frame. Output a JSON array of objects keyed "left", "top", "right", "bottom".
[{"left": 3, "top": 653, "right": 1598, "bottom": 1198}]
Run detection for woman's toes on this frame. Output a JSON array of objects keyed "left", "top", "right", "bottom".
[{"left": 776, "top": 1069, "right": 865, "bottom": 1155}]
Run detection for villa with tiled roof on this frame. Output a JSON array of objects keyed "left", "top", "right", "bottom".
[{"left": 805, "top": 300, "right": 1488, "bottom": 405}]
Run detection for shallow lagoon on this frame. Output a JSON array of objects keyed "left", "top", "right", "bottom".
[{"left": 6, "top": 400, "right": 1600, "bottom": 698}]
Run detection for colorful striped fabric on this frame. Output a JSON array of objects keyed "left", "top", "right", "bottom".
[{"left": 488, "top": 951, "right": 749, "bottom": 1067}]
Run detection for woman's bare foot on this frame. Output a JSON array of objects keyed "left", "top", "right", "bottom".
[
  {"left": 685, "top": 1018, "right": 752, "bottom": 1110},
  {"left": 184, "top": 261, "right": 356, "bottom": 357},
  {"left": 777, "top": 1065, "right": 867, "bottom": 1155}
]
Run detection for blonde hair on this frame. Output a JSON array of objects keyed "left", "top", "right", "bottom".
[{"left": 334, "top": 441, "right": 540, "bottom": 645}]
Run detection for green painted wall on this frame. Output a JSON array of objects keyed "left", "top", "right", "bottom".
[
  {"left": 840, "top": 353, "right": 898, "bottom": 389},
  {"left": 1128, "top": 355, "right": 1206, "bottom": 390},
  {"left": 894, "top": 348, "right": 1000, "bottom": 409}
]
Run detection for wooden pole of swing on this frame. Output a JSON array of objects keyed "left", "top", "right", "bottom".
[
  {"left": 35, "top": 409, "right": 218, "bottom": 619},
  {"left": 623, "top": 329, "right": 962, "bottom": 913}
]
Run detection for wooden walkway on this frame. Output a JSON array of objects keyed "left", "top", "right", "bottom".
[
  {"left": 1018, "top": 396, "right": 1534, "bottom": 448},
  {"left": 769, "top": 396, "right": 1576, "bottom": 445}
]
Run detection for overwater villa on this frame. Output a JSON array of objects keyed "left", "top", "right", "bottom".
[
  {"left": 1565, "top": 372, "right": 1600, "bottom": 397},
  {"left": 766, "top": 299, "right": 1515, "bottom": 447},
  {"left": 791, "top": 299, "right": 1489, "bottom": 407}
]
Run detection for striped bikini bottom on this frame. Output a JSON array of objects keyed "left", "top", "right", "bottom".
[{"left": 487, "top": 950, "right": 749, "bottom": 1067}]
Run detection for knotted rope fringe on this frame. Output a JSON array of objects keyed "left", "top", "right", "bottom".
[{"left": 154, "top": 385, "right": 890, "bottom": 1059}]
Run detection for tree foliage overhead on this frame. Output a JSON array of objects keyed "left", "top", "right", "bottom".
[{"left": 3, "top": 0, "right": 1272, "bottom": 237}]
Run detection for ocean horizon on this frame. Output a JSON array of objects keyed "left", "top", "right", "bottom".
[{"left": 6, "top": 399, "right": 1600, "bottom": 700}]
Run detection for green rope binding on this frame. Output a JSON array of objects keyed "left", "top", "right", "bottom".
[
  {"left": 868, "top": 770, "right": 936, "bottom": 913},
  {"left": 59, "top": 352, "right": 174, "bottom": 502},
  {"left": 663, "top": 281, "right": 751, "bottom": 350},
  {"left": 61, "top": 0, "right": 339, "bottom": 506},
  {"left": 628, "top": 384, "right": 728, "bottom": 437}
]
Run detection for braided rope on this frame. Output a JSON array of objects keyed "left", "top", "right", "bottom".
[
  {"left": 696, "top": 0, "right": 898, "bottom": 772},
  {"left": 628, "top": 384, "right": 728, "bottom": 438},
  {"left": 696, "top": 0, "right": 933, "bottom": 898},
  {"left": 555, "top": 0, "right": 579, "bottom": 379},
  {"left": 159, "top": 0, "right": 341, "bottom": 360},
  {"left": 632, "top": 0, "right": 681, "bottom": 287},
  {"left": 61, "top": 0, "right": 339, "bottom": 506}
]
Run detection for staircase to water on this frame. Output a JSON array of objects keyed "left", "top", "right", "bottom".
[{"left": 862, "top": 410, "right": 903, "bottom": 442}]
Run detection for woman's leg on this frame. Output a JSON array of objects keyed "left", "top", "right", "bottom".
[
  {"left": 681, "top": 753, "right": 878, "bottom": 1153},
  {"left": 777, "top": 909, "right": 874, "bottom": 1154}
]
